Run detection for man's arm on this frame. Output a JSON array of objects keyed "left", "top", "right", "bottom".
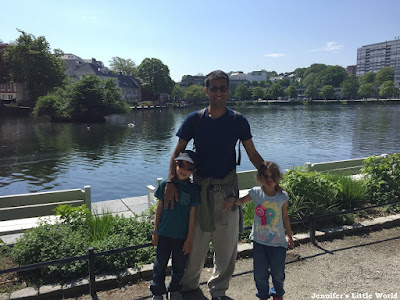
[
  {"left": 242, "top": 138, "right": 264, "bottom": 169},
  {"left": 164, "top": 138, "right": 189, "bottom": 209}
]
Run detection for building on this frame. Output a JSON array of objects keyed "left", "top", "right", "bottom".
[
  {"left": 246, "top": 70, "right": 269, "bottom": 82},
  {"left": 346, "top": 65, "right": 357, "bottom": 76},
  {"left": 0, "top": 42, "right": 31, "bottom": 106},
  {"left": 229, "top": 71, "right": 249, "bottom": 91},
  {"left": 356, "top": 38, "right": 400, "bottom": 88},
  {"left": 61, "top": 55, "right": 141, "bottom": 103},
  {"left": 179, "top": 75, "right": 206, "bottom": 89}
]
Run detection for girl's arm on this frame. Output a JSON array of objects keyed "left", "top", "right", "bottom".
[
  {"left": 183, "top": 206, "right": 197, "bottom": 255},
  {"left": 152, "top": 200, "right": 163, "bottom": 246},
  {"left": 222, "top": 194, "right": 252, "bottom": 212},
  {"left": 282, "top": 201, "right": 294, "bottom": 249}
]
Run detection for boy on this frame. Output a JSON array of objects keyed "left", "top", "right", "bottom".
[{"left": 151, "top": 150, "right": 200, "bottom": 300}]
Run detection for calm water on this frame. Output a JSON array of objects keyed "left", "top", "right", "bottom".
[{"left": 1, "top": 103, "right": 399, "bottom": 202}]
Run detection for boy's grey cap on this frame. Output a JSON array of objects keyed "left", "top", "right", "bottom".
[{"left": 174, "top": 150, "right": 197, "bottom": 165}]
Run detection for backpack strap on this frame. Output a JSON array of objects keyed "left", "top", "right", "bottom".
[{"left": 193, "top": 107, "right": 243, "bottom": 166}]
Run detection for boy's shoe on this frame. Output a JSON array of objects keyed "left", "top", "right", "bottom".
[
  {"left": 168, "top": 291, "right": 182, "bottom": 300},
  {"left": 153, "top": 296, "right": 163, "bottom": 300},
  {"left": 272, "top": 296, "right": 283, "bottom": 300}
]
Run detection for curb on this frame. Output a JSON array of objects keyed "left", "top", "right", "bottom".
[{"left": 1, "top": 214, "right": 399, "bottom": 299}]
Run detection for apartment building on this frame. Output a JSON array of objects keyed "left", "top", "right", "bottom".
[{"left": 356, "top": 38, "right": 400, "bottom": 88}]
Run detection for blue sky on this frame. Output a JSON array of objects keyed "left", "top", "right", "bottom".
[{"left": 1, "top": 0, "right": 399, "bottom": 82}]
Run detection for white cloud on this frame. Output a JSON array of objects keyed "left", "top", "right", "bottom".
[
  {"left": 264, "top": 53, "right": 285, "bottom": 58},
  {"left": 311, "top": 42, "right": 343, "bottom": 52}
]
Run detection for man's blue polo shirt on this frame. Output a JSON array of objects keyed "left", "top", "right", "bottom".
[{"left": 176, "top": 108, "right": 252, "bottom": 179}]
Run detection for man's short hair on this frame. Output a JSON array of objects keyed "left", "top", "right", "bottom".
[{"left": 205, "top": 70, "right": 229, "bottom": 88}]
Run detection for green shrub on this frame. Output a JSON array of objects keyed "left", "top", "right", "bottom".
[
  {"left": 281, "top": 169, "right": 341, "bottom": 219},
  {"left": 361, "top": 153, "right": 400, "bottom": 203},
  {"left": 324, "top": 173, "right": 367, "bottom": 209},
  {"left": 10, "top": 205, "right": 156, "bottom": 285}
]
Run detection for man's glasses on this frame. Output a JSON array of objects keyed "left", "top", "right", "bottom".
[
  {"left": 208, "top": 85, "right": 228, "bottom": 93},
  {"left": 177, "top": 161, "right": 195, "bottom": 171}
]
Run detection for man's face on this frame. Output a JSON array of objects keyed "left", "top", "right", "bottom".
[{"left": 206, "top": 78, "right": 229, "bottom": 106}]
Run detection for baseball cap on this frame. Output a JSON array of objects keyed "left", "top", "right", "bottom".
[{"left": 174, "top": 150, "right": 198, "bottom": 166}]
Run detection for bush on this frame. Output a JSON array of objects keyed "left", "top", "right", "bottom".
[
  {"left": 361, "top": 153, "right": 400, "bottom": 203},
  {"left": 281, "top": 169, "right": 341, "bottom": 219},
  {"left": 10, "top": 205, "right": 156, "bottom": 285}
]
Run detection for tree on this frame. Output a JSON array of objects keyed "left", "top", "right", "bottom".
[
  {"left": 109, "top": 57, "right": 137, "bottom": 76},
  {"left": 285, "top": 85, "right": 298, "bottom": 99},
  {"left": 359, "top": 71, "right": 376, "bottom": 85},
  {"left": 137, "top": 58, "right": 173, "bottom": 101},
  {"left": 358, "top": 83, "right": 376, "bottom": 99},
  {"left": 268, "top": 82, "right": 285, "bottom": 99},
  {"left": 341, "top": 75, "right": 359, "bottom": 99},
  {"left": 171, "top": 84, "right": 184, "bottom": 101},
  {"left": 4, "top": 30, "right": 66, "bottom": 102},
  {"left": 252, "top": 87, "right": 264, "bottom": 100},
  {"left": 235, "top": 84, "right": 250, "bottom": 100},
  {"left": 33, "top": 75, "right": 130, "bottom": 122},
  {"left": 303, "top": 73, "right": 318, "bottom": 88},
  {"left": 320, "top": 85, "right": 336, "bottom": 100},
  {"left": 0, "top": 42, "right": 11, "bottom": 83},
  {"left": 320, "top": 66, "right": 347, "bottom": 87},
  {"left": 379, "top": 81, "right": 398, "bottom": 99},
  {"left": 375, "top": 67, "right": 394, "bottom": 86},
  {"left": 304, "top": 84, "right": 319, "bottom": 100},
  {"left": 183, "top": 84, "right": 206, "bottom": 104}
]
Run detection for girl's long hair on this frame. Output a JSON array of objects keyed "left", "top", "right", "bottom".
[{"left": 257, "top": 161, "right": 282, "bottom": 191}]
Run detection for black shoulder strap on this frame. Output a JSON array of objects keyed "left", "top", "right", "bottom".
[{"left": 193, "top": 108, "right": 242, "bottom": 166}]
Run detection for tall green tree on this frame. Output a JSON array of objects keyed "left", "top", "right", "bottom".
[
  {"left": 374, "top": 67, "right": 394, "bottom": 86},
  {"left": 0, "top": 42, "right": 11, "bottom": 83},
  {"left": 320, "top": 66, "right": 347, "bottom": 87},
  {"left": 285, "top": 85, "right": 298, "bottom": 99},
  {"left": 183, "top": 84, "right": 206, "bottom": 104},
  {"left": 33, "top": 75, "right": 130, "bottom": 122},
  {"left": 235, "top": 84, "right": 250, "bottom": 100},
  {"left": 109, "top": 57, "right": 137, "bottom": 76},
  {"left": 358, "top": 83, "right": 376, "bottom": 99},
  {"left": 137, "top": 58, "right": 173, "bottom": 101},
  {"left": 341, "top": 75, "right": 359, "bottom": 99},
  {"left": 379, "top": 81, "right": 398, "bottom": 99},
  {"left": 268, "top": 82, "right": 285, "bottom": 99},
  {"left": 171, "top": 84, "right": 184, "bottom": 101},
  {"left": 4, "top": 30, "right": 66, "bottom": 102},
  {"left": 320, "top": 85, "right": 336, "bottom": 100},
  {"left": 252, "top": 87, "right": 264, "bottom": 99},
  {"left": 359, "top": 71, "right": 376, "bottom": 85},
  {"left": 304, "top": 84, "right": 319, "bottom": 100}
]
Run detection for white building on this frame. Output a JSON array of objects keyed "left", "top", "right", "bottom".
[
  {"left": 246, "top": 70, "right": 269, "bottom": 82},
  {"left": 356, "top": 38, "right": 400, "bottom": 88}
]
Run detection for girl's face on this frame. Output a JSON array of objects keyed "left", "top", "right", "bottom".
[{"left": 261, "top": 170, "right": 279, "bottom": 190}]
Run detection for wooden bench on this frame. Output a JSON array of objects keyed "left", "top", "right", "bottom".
[{"left": 0, "top": 186, "right": 91, "bottom": 235}]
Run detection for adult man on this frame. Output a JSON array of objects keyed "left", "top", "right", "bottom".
[{"left": 164, "top": 70, "right": 264, "bottom": 300}]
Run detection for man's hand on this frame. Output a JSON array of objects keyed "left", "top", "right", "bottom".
[
  {"left": 222, "top": 196, "right": 236, "bottom": 212},
  {"left": 164, "top": 182, "right": 179, "bottom": 209}
]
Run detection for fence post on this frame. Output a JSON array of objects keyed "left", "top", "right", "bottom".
[
  {"left": 88, "top": 247, "right": 96, "bottom": 298},
  {"left": 309, "top": 213, "right": 316, "bottom": 245}
]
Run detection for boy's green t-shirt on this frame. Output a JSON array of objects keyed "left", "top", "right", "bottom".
[{"left": 154, "top": 178, "right": 200, "bottom": 239}]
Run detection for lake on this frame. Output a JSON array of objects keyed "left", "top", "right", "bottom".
[{"left": 1, "top": 102, "right": 399, "bottom": 202}]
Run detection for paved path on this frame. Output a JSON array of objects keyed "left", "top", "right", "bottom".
[{"left": 65, "top": 226, "right": 400, "bottom": 300}]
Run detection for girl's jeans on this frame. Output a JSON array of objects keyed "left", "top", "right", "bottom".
[
  {"left": 253, "top": 241, "right": 286, "bottom": 299},
  {"left": 150, "top": 235, "right": 188, "bottom": 296}
]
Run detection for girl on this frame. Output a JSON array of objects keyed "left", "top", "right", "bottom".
[{"left": 223, "top": 161, "right": 294, "bottom": 300}]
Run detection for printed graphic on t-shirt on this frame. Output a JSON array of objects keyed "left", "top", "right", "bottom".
[{"left": 255, "top": 201, "right": 281, "bottom": 243}]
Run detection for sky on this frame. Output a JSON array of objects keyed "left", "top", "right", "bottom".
[{"left": 1, "top": 0, "right": 399, "bottom": 82}]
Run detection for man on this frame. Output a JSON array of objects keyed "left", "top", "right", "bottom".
[{"left": 164, "top": 70, "right": 264, "bottom": 300}]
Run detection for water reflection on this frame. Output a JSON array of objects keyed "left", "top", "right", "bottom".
[{"left": 0, "top": 103, "right": 399, "bottom": 200}]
